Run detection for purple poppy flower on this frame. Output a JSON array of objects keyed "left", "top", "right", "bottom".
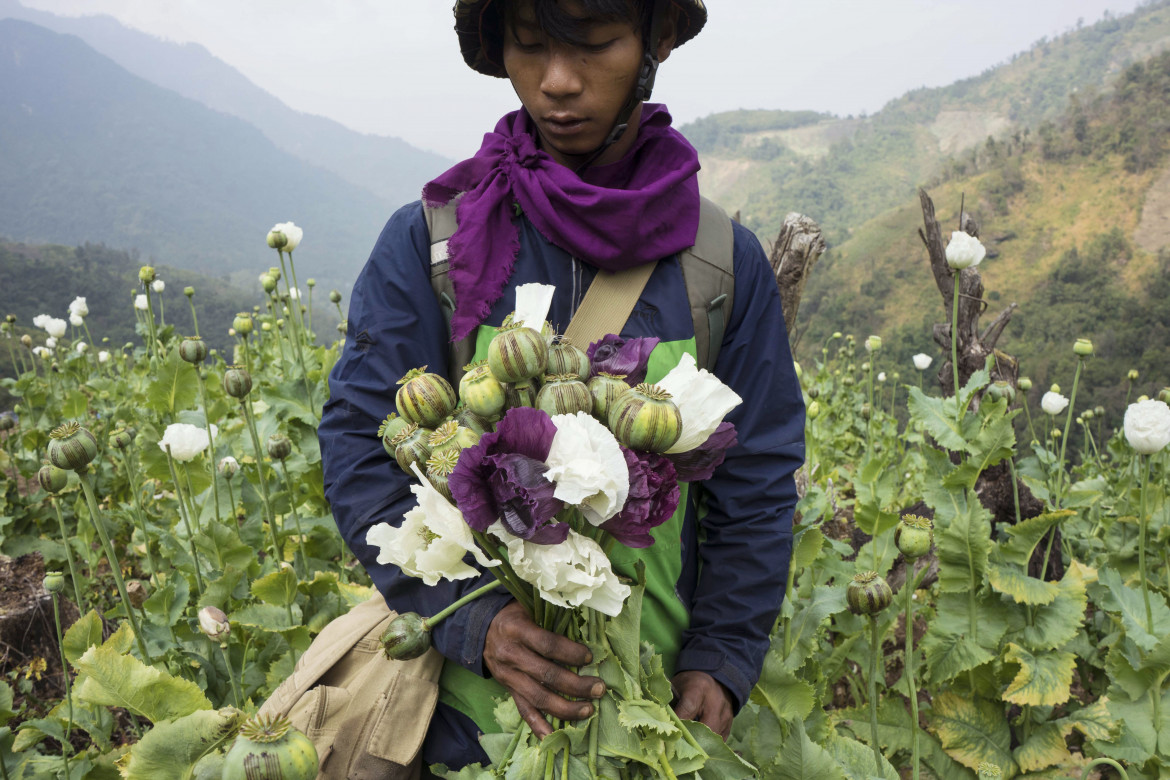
[
  {"left": 449, "top": 407, "right": 568, "bottom": 543},
  {"left": 587, "top": 334, "right": 660, "bottom": 386},
  {"left": 666, "top": 422, "right": 738, "bottom": 482},
  {"left": 601, "top": 448, "right": 680, "bottom": 548}
]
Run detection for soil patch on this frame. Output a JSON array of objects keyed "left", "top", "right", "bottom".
[{"left": 1135, "top": 161, "right": 1170, "bottom": 253}]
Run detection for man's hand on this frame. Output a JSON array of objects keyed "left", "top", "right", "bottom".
[
  {"left": 483, "top": 601, "right": 606, "bottom": 738},
  {"left": 671, "top": 671, "right": 734, "bottom": 740}
]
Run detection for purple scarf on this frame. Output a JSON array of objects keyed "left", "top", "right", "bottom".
[{"left": 423, "top": 104, "right": 701, "bottom": 341}]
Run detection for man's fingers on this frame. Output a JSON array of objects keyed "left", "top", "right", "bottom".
[
  {"left": 672, "top": 686, "right": 702, "bottom": 721},
  {"left": 500, "top": 663, "right": 595, "bottom": 722},
  {"left": 524, "top": 625, "right": 593, "bottom": 667},
  {"left": 513, "top": 692, "right": 553, "bottom": 739}
]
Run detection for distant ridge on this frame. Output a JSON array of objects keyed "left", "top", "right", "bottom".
[
  {"left": 0, "top": 18, "right": 395, "bottom": 292},
  {"left": 0, "top": 0, "right": 452, "bottom": 209}
]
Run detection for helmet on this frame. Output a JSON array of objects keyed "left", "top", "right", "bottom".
[{"left": 454, "top": 0, "right": 708, "bottom": 78}]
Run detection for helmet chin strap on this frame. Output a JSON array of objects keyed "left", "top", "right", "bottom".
[{"left": 570, "top": 0, "right": 669, "bottom": 175}]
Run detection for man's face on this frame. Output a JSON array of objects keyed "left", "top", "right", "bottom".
[{"left": 502, "top": 0, "right": 645, "bottom": 168}]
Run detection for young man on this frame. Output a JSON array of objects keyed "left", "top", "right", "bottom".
[{"left": 318, "top": 0, "right": 804, "bottom": 770}]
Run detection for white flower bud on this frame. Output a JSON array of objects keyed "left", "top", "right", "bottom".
[
  {"left": 152, "top": 279, "right": 165, "bottom": 293},
  {"left": 1040, "top": 391, "right": 1069, "bottom": 416},
  {"left": 912, "top": 353, "right": 933, "bottom": 370},
  {"left": 945, "top": 231, "right": 987, "bottom": 270},
  {"left": 69, "top": 313, "right": 83, "bottom": 327},
  {"left": 1124, "top": 399, "right": 1170, "bottom": 455},
  {"left": 134, "top": 294, "right": 149, "bottom": 311},
  {"left": 198, "top": 606, "right": 230, "bottom": 643},
  {"left": 45, "top": 337, "right": 57, "bottom": 349},
  {"left": 98, "top": 350, "right": 110, "bottom": 363}
]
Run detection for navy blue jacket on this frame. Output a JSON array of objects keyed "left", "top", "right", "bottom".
[{"left": 319, "top": 200, "right": 804, "bottom": 765}]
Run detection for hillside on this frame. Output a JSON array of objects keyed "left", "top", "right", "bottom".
[
  {"left": 682, "top": 0, "right": 1170, "bottom": 247},
  {"left": 795, "top": 50, "right": 1170, "bottom": 415},
  {"left": 0, "top": 19, "right": 393, "bottom": 293},
  {"left": 0, "top": 0, "right": 451, "bottom": 209}
]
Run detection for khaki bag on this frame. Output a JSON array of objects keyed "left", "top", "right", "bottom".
[{"left": 258, "top": 595, "right": 443, "bottom": 780}]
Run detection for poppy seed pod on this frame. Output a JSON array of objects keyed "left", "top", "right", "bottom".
[
  {"left": 223, "top": 366, "right": 253, "bottom": 399},
  {"left": 329, "top": 290, "right": 342, "bottom": 304},
  {"left": 260, "top": 274, "right": 277, "bottom": 294},
  {"left": 38, "top": 464, "right": 69, "bottom": 493},
  {"left": 895, "top": 515, "right": 934, "bottom": 560},
  {"left": 179, "top": 337, "right": 208, "bottom": 365},
  {"left": 48, "top": 421, "right": 98, "bottom": 471},
  {"left": 381, "top": 612, "right": 432, "bottom": 661},
  {"left": 43, "top": 572, "right": 66, "bottom": 595},
  {"left": 232, "top": 313, "right": 253, "bottom": 335},
  {"left": 266, "top": 228, "right": 288, "bottom": 249},
  {"left": 0, "top": 414, "right": 14, "bottom": 432},
  {"left": 847, "top": 571, "right": 893, "bottom": 616},
  {"left": 109, "top": 428, "right": 133, "bottom": 449},
  {"left": 1073, "top": 338, "right": 1094, "bottom": 357},
  {"left": 138, "top": 265, "right": 156, "bottom": 283},
  {"left": 266, "top": 434, "right": 292, "bottom": 461},
  {"left": 1128, "top": 369, "right": 1140, "bottom": 382},
  {"left": 806, "top": 400, "right": 821, "bottom": 420},
  {"left": 222, "top": 714, "right": 317, "bottom": 780},
  {"left": 986, "top": 381, "right": 1016, "bottom": 404},
  {"left": 21, "top": 334, "right": 32, "bottom": 348},
  {"left": 184, "top": 286, "right": 195, "bottom": 298},
  {"left": 307, "top": 278, "right": 316, "bottom": 288},
  {"left": 1018, "top": 377, "right": 1033, "bottom": 392}
]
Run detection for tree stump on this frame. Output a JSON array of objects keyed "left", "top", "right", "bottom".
[{"left": 770, "top": 212, "right": 827, "bottom": 345}]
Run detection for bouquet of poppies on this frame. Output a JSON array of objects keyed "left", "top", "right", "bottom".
[{"left": 366, "top": 284, "right": 756, "bottom": 779}]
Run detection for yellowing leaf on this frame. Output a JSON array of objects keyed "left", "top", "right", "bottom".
[
  {"left": 1002, "top": 644, "right": 1075, "bottom": 707},
  {"left": 62, "top": 610, "right": 104, "bottom": 666},
  {"left": 988, "top": 563, "right": 1059, "bottom": 605},
  {"left": 931, "top": 692, "right": 1016, "bottom": 777},
  {"left": 74, "top": 645, "right": 211, "bottom": 723},
  {"left": 1013, "top": 722, "right": 1074, "bottom": 773}
]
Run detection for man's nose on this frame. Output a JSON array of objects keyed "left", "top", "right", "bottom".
[{"left": 541, "top": 45, "right": 584, "bottom": 99}]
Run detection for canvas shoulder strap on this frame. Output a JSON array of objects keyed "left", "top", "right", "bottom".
[{"left": 425, "top": 193, "right": 736, "bottom": 379}]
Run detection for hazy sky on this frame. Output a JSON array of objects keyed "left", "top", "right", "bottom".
[{"left": 20, "top": 0, "right": 1151, "bottom": 159}]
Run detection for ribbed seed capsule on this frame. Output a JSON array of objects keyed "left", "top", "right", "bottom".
[
  {"left": 391, "top": 423, "right": 433, "bottom": 474},
  {"left": 221, "top": 714, "right": 318, "bottom": 780},
  {"left": 449, "top": 407, "right": 491, "bottom": 435},
  {"left": 608, "top": 384, "right": 683, "bottom": 453},
  {"left": 427, "top": 421, "right": 480, "bottom": 460},
  {"left": 546, "top": 339, "right": 590, "bottom": 381},
  {"left": 266, "top": 434, "right": 292, "bottom": 461},
  {"left": 846, "top": 571, "right": 893, "bottom": 616},
  {"left": 178, "top": 337, "right": 207, "bottom": 365},
  {"left": 378, "top": 413, "right": 411, "bottom": 457},
  {"left": 588, "top": 373, "right": 630, "bottom": 423},
  {"left": 459, "top": 361, "right": 506, "bottom": 419},
  {"left": 895, "top": 515, "right": 934, "bottom": 561},
  {"left": 48, "top": 421, "right": 98, "bottom": 471},
  {"left": 223, "top": 366, "right": 253, "bottom": 398},
  {"left": 503, "top": 379, "right": 538, "bottom": 410},
  {"left": 426, "top": 449, "right": 460, "bottom": 501},
  {"left": 488, "top": 322, "right": 548, "bottom": 383},
  {"left": 381, "top": 612, "right": 432, "bottom": 661},
  {"left": 396, "top": 367, "right": 456, "bottom": 427},
  {"left": 536, "top": 374, "right": 592, "bottom": 416},
  {"left": 109, "top": 428, "right": 133, "bottom": 449}
]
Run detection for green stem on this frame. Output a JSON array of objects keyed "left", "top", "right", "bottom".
[
  {"left": 868, "top": 615, "right": 883, "bottom": 776},
  {"left": 78, "top": 473, "right": 152, "bottom": 663},
  {"left": 187, "top": 297, "right": 200, "bottom": 338},
  {"left": 658, "top": 749, "right": 680, "bottom": 780},
  {"left": 143, "top": 293, "right": 159, "bottom": 364},
  {"left": 241, "top": 399, "right": 279, "bottom": 560},
  {"left": 471, "top": 530, "right": 534, "bottom": 612},
  {"left": 1080, "top": 757, "right": 1130, "bottom": 780},
  {"left": 51, "top": 498, "right": 86, "bottom": 613},
  {"left": 182, "top": 467, "right": 202, "bottom": 535},
  {"left": 1022, "top": 394, "right": 1039, "bottom": 447},
  {"left": 195, "top": 369, "right": 223, "bottom": 527},
  {"left": 156, "top": 290, "right": 165, "bottom": 326},
  {"left": 1053, "top": 358, "right": 1085, "bottom": 508},
  {"left": 119, "top": 447, "right": 158, "bottom": 585},
  {"left": 225, "top": 476, "right": 237, "bottom": 518},
  {"left": 951, "top": 272, "right": 962, "bottom": 423},
  {"left": 904, "top": 567, "right": 920, "bottom": 780},
  {"left": 51, "top": 592, "right": 73, "bottom": 753},
  {"left": 426, "top": 582, "right": 504, "bottom": 629},
  {"left": 1040, "top": 526, "right": 1058, "bottom": 583},
  {"left": 276, "top": 461, "right": 310, "bottom": 576},
  {"left": 1007, "top": 457, "right": 1022, "bottom": 526},
  {"left": 219, "top": 643, "right": 243, "bottom": 709},
  {"left": 164, "top": 449, "right": 205, "bottom": 597},
  {"left": 1139, "top": 454, "right": 1154, "bottom": 633}
]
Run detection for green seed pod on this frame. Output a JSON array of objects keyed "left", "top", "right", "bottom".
[
  {"left": 807, "top": 400, "right": 821, "bottom": 420},
  {"left": 221, "top": 714, "right": 318, "bottom": 780},
  {"left": 261, "top": 274, "right": 278, "bottom": 294},
  {"left": 1073, "top": 338, "right": 1094, "bottom": 357},
  {"left": 223, "top": 366, "right": 253, "bottom": 399},
  {"left": 864, "top": 335, "right": 882, "bottom": 353},
  {"left": 427, "top": 420, "right": 479, "bottom": 459},
  {"left": 20, "top": 334, "right": 32, "bottom": 348},
  {"left": 267, "top": 434, "right": 292, "bottom": 461},
  {"left": 381, "top": 612, "right": 432, "bottom": 661},
  {"left": 895, "top": 515, "right": 934, "bottom": 561},
  {"left": 184, "top": 286, "right": 195, "bottom": 298},
  {"left": 426, "top": 449, "right": 461, "bottom": 501},
  {"left": 378, "top": 413, "right": 411, "bottom": 457},
  {"left": 536, "top": 374, "right": 592, "bottom": 417},
  {"left": 846, "top": 571, "right": 893, "bottom": 616},
  {"left": 459, "top": 361, "right": 507, "bottom": 419},
  {"left": 608, "top": 383, "right": 683, "bottom": 453},
  {"left": 138, "top": 265, "right": 155, "bottom": 283},
  {"left": 546, "top": 339, "right": 590, "bottom": 381},
  {"left": 392, "top": 423, "right": 433, "bottom": 474},
  {"left": 267, "top": 229, "right": 288, "bottom": 250},
  {"left": 232, "top": 312, "right": 254, "bottom": 335},
  {"left": 43, "top": 571, "right": 65, "bottom": 595},
  {"left": 329, "top": 290, "right": 342, "bottom": 304},
  {"left": 48, "top": 421, "right": 98, "bottom": 471},
  {"left": 588, "top": 373, "right": 630, "bottom": 423},
  {"left": 860, "top": 403, "right": 872, "bottom": 420},
  {"left": 1160, "top": 387, "right": 1170, "bottom": 405},
  {"left": 807, "top": 386, "right": 820, "bottom": 399},
  {"left": 1017, "top": 377, "right": 1033, "bottom": 392},
  {"left": 843, "top": 375, "right": 855, "bottom": 386},
  {"left": 986, "top": 381, "right": 1015, "bottom": 404},
  {"left": 0, "top": 413, "right": 14, "bottom": 432},
  {"left": 396, "top": 367, "right": 457, "bottom": 427},
  {"left": 307, "top": 278, "right": 316, "bottom": 288},
  {"left": 1128, "top": 369, "right": 1140, "bottom": 382},
  {"left": 449, "top": 407, "right": 492, "bottom": 435},
  {"left": 503, "top": 379, "right": 538, "bottom": 410},
  {"left": 268, "top": 266, "right": 282, "bottom": 281},
  {"left": 178, "top": 337, "right": 207, "bottom": 365},
  {"left": 488, "top": 322, "right": 548, "bottom": 383}
]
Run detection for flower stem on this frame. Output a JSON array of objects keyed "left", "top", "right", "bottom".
[
  {"left": 951, "top": 272, "right": 962, "bottom": 423},
  {"left": 904, "top": 569, "right": 920, "bottom": 780},
  {"left": 1139, "top": 454, "right": 1154, "bottom": 633},
  {"left": 118, "top": 447, "right": 158, "bottom": 585},
  {"left": 241, "top": 399, "right": 278, "bottom": 561},
  {"left": 51, "top": 498, "right": 86, "bottom": 613},
  {"left": 1053, "top": 358, "right": 1085, "bottom": 508},
  {"left": 275, "top": 461, "right": 310, "bottom": 577},
  {"left": 194, "top": 369, "right": 223, "bottom": 526},
  {"left": 78, "top": 472, "right": 151, "bottom": 663},
  {"left": 1080, "top": 758, "right": 1130, "bottom": 780},
  {"left": 187, "top": 297, "right": 200, "bottom": 338},
  {"left": 143, "top": 293, "right": 160, "bottom": 364},
  {"left": 164, "top": 448, "right": 205, "bottom": 597},
  {"left": 51, "top": 591, "right": 72, "bottom": 779},
  {"left": 868, "top": 614, "right": 883, "bottom": 776},
  {"left": 1007, "top": 457, "right": 1022, "bottom": 526},
  {"left": 219, "top": 643, "right": 243, "bottom": 709}
]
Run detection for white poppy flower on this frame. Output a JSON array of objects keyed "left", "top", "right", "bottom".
[
  {"left": 33, "top": 346, "right": 50, "bottom": 358},
  {"left": 45, "top": 337, "right": 57, "bottom": 349},
  {"left": 498, "top": 526, "right": 630, "bottom": 616},
  {"left": 512, "top": 283, "right": 555, "bottom": 332},
  {"left": 270, "top": 221, "right": 303, "bottom": 252},
  {"left": 69, "top": 297, "right": 88, "bottom": 318},
  {"left": 42, "top": 318, "right": 67, "bottom": 338},
  {"left": 913, "top": 353, "right": 933, "bottom": 370},
  {"left": 877, "top": 372, "right": 886, "bottom": 383},
  {"left": 76, "top": 341, "right": 87, "bottom": 354},
  {"left": 152, "top": 279, "right": 165, "bottom": 293},
  {"left": 69, "top": 313, "right": 83, "bottom": 327},
  {"left": 367, "top": 464, "right": 498, "bottom": 586},
  {"left": 134, "top": 294, "right": 149, "bottom": 311},
  {"left": 98, "top": 350, "right": 110, "bottom": 363},
  {"left": 656, "top": 352, "right": 743, "bottom": 454},
  {"left": 1040, "top": 391, "right": 1069, "bottom": 416},
  {"left": 287, "top": 287, "right": 300, "bottom": 301},
  {"left": 157, "top": 423, "right": 218, "bottom": 462},
  {"left": 33, "top": 314, "right": 50, "bottom": 330},
  {"left": 945, "top": 231, "right": 986, "bottom": 270},
  {"left": 1124, "top": 399, "right": 1170, "bottom": 455},
  {"left": 545, "top": 412, "right": 629, "bottom": 524}
]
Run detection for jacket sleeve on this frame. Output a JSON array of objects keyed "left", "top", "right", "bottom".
[
  {"left": 673, "top": 221, "right": 805, "bottom": 709},
  {"left": 318, "top": 203, "right": 512, "bottom": 676}
]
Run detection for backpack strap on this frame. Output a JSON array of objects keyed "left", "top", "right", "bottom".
[
  {"left": 426, "top": 194, "right": 736, "bottom": 379},
  {"left": 681, "top": 196, "right": 736, "bottom": 372}
]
